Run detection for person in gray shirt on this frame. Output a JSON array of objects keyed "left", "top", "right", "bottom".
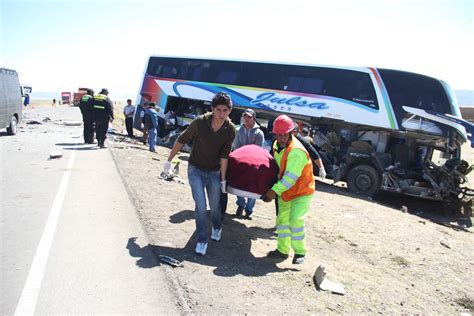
[{"left": 233, "top": 108, "right": 265, "bottom": 219}]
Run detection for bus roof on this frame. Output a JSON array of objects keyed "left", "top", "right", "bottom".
[{"left": 147, "top": 55, "right": 373, "bottom": 74}]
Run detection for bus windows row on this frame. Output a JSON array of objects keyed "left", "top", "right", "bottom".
[{"left": 147, "top": 57, "right": 379, "bottom": 109}]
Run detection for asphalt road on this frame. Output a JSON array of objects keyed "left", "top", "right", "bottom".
[{"left": 1, "top": 105, "right": 177, "bottom": 314}]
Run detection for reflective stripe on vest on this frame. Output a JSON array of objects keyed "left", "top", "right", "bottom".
[
  {"left": 81, "top": 95, "right": 92, "bottom": 102},
  {"left": 274, "top": 137, "right": 315, "bottom": 202},
  {"left": 92, "top": 94, "right": 107, "bottom": 110}
]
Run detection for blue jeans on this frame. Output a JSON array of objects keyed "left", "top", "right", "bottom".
[
  {"left": 188, "top": 164, "right": 221, "bottom": 243},
  {"left": 236, "top": 196, "right": 256, "bottom": 214},
  {"left": 148, "top": 128, "right": 156, "bottom": 151}
]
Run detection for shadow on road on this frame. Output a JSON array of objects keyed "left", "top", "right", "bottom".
[{"left": 127, "top": 210, "right": 299, "bottom": 276}]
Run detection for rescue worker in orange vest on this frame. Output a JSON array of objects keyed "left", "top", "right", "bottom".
[{"left": 263, "top": 115, "right": 315, "bottom": 264}]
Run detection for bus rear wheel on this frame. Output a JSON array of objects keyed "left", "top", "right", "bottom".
[
  {"left": 6, "top": 116, "right": 18, "bottom": 135},
  {"left": 347, "top": 164, "right": 381, "bottom": 197}
]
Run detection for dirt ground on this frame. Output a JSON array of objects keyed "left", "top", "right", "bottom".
[
  {"left": 102, "top": 104, "right": 474, "bottom": 315},
  {"left": 26, "top": 101, "right": 474, "bottom": 314}
]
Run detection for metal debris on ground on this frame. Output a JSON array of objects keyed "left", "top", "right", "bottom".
[
  {"left": 159, "top": 160, "right": 185, "bottom": 184},
  {"left": 49, "top": 151, "right": 63, "bottom": 159},
  {"left": 110, "top": 135, "right": 140, "bottom": 145},
  {"left": 42, "top": 117, "right": 51, "bottom": 122},
  {"left": 440, "top": 238, "right": 452, "bottom": 249},
  {"left": 152, "top": 157, "right": 160, "bottom": 161},
  {"left": 159, "top": 172, "right": 186, "bottom": 184},
  {"left": 64, "top": 121, "right": 83, "bottom": 126},
  {"left": 159, "top": 255, "right": 183, "bottom": 267},
  {"left": 26, "top": 120, "right": 42, "bottom": 125},
  {"left": 313, "top": 265, "right": 346, "bottom": 295}
]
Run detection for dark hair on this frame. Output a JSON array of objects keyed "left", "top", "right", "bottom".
[
  {"left": 211, "top": 92, "right": 232, "bottom": 109},
  {"left": 127, "top": 99, "right": 132, "bottom": 102}
]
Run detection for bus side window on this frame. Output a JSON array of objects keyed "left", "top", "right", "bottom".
[
  {"left": 288, "top": 76, "right": 303, "bottom": 92},
  {"left": 302, "top": 78, "right": 323, "bottom": 94},
  {"left": 216, "top": 71, "right": 238, "bottom": 84},
  {"left": 163, "top": 66, "right": 177, "bottom": 78}
]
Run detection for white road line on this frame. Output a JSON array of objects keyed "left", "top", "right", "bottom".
[{"left": 14, "top": 149, "right": 77, "bottom": 316}]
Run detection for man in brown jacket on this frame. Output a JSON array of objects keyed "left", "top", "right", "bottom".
[{"left": 163, "top": 92, "right": 236, "bottom": 256}]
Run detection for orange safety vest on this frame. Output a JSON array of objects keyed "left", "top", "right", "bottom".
[{"left": 276, "top": 137, "right": 315, "bottom": 201}]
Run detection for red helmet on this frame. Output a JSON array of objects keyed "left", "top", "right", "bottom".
[{"left": 272, "top": 115, "right": 294, "bottom": 134}]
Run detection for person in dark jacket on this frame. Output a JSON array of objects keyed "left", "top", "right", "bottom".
[
  {"left": 92, "top": 88, "right": 114, "bottom": 148},
  {"left": 79, "top": 89, "right": 95, "bottom": 144},
  {"left": 293, "top": 126, "right": 326, "bottom": 179},
  {"left": 143, "top": 102, "right": 159, "bottom": 152},
  {"left": 23, "top": 94, "right": 30, "bottom": 107}
]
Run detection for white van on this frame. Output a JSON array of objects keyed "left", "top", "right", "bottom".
[{"left": 0, "top": 68, "right": 23, "bottom": 135}]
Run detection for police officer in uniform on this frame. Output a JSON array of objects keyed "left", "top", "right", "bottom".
[
  {"left": 79, "top": 89, "right": 95, "bottom": 144},
  {"left": 92, "top": 88, "right": 114, "bottom": 148}
]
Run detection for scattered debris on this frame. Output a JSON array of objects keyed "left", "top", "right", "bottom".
[
  {"left": 159, "top": 160, "right": 181, "bottom": 181},
  {"left": 42, "top": 117, "right": 51, "bottom": 122},
  {"left": 400, "top": 205, "right": 408, "bottom": 213},
  {"left": 26, "top": 120, "right": 42, "bottom": 125},
  {"left": 49, "top": 151, "right": 63, "bottom": 159},
  {"left": 456, "top": 296, "right": 474, "bottom": 312},
  {"left": 313, "top": 265, "right": 346, "bottom": 295},
  {"left": 159, "top": 255, "right": 183, "bottom": 267},
  {"left": 152, "top": 157, "right": 160, "bottom": 161},
  {"left": 159, "top": 172, "right": 186, "bottom": 184},
  {"left": 64, "top": 121, "right": 82, "bottom": 126},
  {"left": 440, "top": 238, "right": 452, "bottom": 249},
  {"left": 391, "top": 255, "right": 410, "bottom": 267}
]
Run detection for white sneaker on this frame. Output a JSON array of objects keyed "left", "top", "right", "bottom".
[
  {"left": 195, "top": 242, "right": 208, "bottom": 255},
  {"left": 211, "top": 227, "right": 222, "bottom": 241}
]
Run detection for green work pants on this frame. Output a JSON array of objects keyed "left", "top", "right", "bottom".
[{"left": 276, "top": 194, "right": 313, "bottom": 255}]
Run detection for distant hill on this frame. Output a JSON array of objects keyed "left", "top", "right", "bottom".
[
  {"left": 455, "top": 90, "right": 474, "bottom": 107},
  {"left": 31, "top": 91, "right": 130, "bottom": 102},
  {"left": 31, "top": 90, "right": 473, "bottom": 106}
]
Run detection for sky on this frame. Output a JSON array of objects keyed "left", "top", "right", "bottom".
[{"left": 1, "top": 0, "right": 473, "bottom": 100}]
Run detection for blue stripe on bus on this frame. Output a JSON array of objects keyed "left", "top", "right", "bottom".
[{"left": 172, "top": 81, "right": 378, "bottom": 113}]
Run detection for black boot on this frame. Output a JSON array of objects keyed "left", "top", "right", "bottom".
[
  {"left": 236, "top": 206, "right": 244, "bottom": 217},
  {"left": 267, "top": 249, "right": 289, "bottom": 261},
  {"left": 292, "top": 254, "right": 305, "bottom": 264}
]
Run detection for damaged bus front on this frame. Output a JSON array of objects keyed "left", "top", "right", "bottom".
[{"left": 310, "top": 69, "right": 473, "bottom": 215}]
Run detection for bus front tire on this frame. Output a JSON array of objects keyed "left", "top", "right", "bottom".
[
  {"left": 347, "top": 164, "right": 381, "bottom": 197},
  {"left": 6, "top": 116, "right": 18, "bottom": 135}
]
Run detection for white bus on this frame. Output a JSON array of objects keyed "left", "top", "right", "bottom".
[{"left": 134, "top": 56, "right": 473, "bottom": 215}]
